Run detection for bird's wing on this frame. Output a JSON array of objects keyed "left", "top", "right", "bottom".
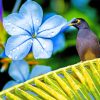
[
  {"left": 76, "top": 29, "right": 100, "bottom": 60},
  {"left": 88, "top": 31, "right": 100, "bottom": 57}
]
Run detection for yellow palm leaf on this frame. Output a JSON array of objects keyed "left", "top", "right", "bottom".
[{"left": 0, "top": 58, "right": 100, "bottom": 100}]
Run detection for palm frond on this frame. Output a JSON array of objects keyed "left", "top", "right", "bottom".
[{"left": 0, "top": 58, "right": 100, "bottom": 100}]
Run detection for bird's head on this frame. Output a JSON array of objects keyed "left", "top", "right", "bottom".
[{"left": 69, "top": 18, "right": 89, "bottom": 29}]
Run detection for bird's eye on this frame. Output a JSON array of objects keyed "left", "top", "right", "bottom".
[{"left": 72, "top": 20, "right": 78, "bottom": 23}]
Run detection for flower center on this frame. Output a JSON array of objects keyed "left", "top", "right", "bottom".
[{"left": 32, "top": 34, "right": 36, "bottom": 38}]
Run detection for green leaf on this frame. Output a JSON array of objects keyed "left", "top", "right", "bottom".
[{"left": 0, "top": 58, "right": 100, "bottom": 100}]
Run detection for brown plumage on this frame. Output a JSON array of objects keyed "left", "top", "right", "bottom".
[{"left": 69, "top": 18, "right": 100, "bottom": 61}]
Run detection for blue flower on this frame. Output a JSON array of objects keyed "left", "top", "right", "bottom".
[
  {"left": 3, "top": 60, "right": 51, "bottom": 89},
  {"left": 52, "top": 33, "right": 66, "bottom": 53},
  {"left": 0, "top": 0, "right": 2, "bottom": 22},
  {"left": 43, "top": 13, "right": 66, "bottom": 54},
  {"left": 3, "top": 1, "right": 67, "bottom": 60}
]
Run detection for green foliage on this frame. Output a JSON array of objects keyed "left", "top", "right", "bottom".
[{"left": 0, "top": 58, "right": 100, "bottom": 99}]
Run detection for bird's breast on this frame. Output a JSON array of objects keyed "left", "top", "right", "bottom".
[{"left": 84, "top": 49, "right": 96, "bottom": 60}]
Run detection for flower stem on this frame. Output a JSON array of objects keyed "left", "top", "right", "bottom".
[{"left": 12, "top": 0, "right": 22, "bottom": 13}]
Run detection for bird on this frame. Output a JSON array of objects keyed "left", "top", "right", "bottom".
[{"left": 69, "top": 18, "right": 100, "bottom": 61}]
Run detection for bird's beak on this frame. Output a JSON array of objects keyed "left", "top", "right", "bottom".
[
  {"left": 69, "top": 23, "right": 73, "bottom": 26},
  {"left": 68, "top": 19, "right": 81, "bottom": 26}
]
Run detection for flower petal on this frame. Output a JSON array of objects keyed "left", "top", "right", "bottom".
[
  {"left": 19, "top": 1, "right": 43, "bottom": 32},
  {"left": 32, "top": 38, "right": 53, "bottom": 59},
  {"left": 0, "top": 0, "right": 3, "bottom": 22},
  {"left": 52, "top": 33, "right": 65, "bottom": 54},
  {"left": 37, "top": 15, "right": 67, "bottom": 38},
  {"left": 3, "top": 13, "right": 32, "bottom": 36},
  {"left": 29, "top": 65, "right": 51, "bottom": 79},
  {"left": 8, "top": 60, "right": 29, "bottom": 82},
  {"left": 43, "top": 12, "right": 56, "bottom": 22},
  {"left": 3, "top": 80, "right": 18, "bottom": 90},
  {"left": 5, "top": 35, "right": 32, "bottom": 60}
]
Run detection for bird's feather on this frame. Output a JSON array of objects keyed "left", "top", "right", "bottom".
[{"left": 77, "top": 29, "right": 100, "bottom": 61}]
